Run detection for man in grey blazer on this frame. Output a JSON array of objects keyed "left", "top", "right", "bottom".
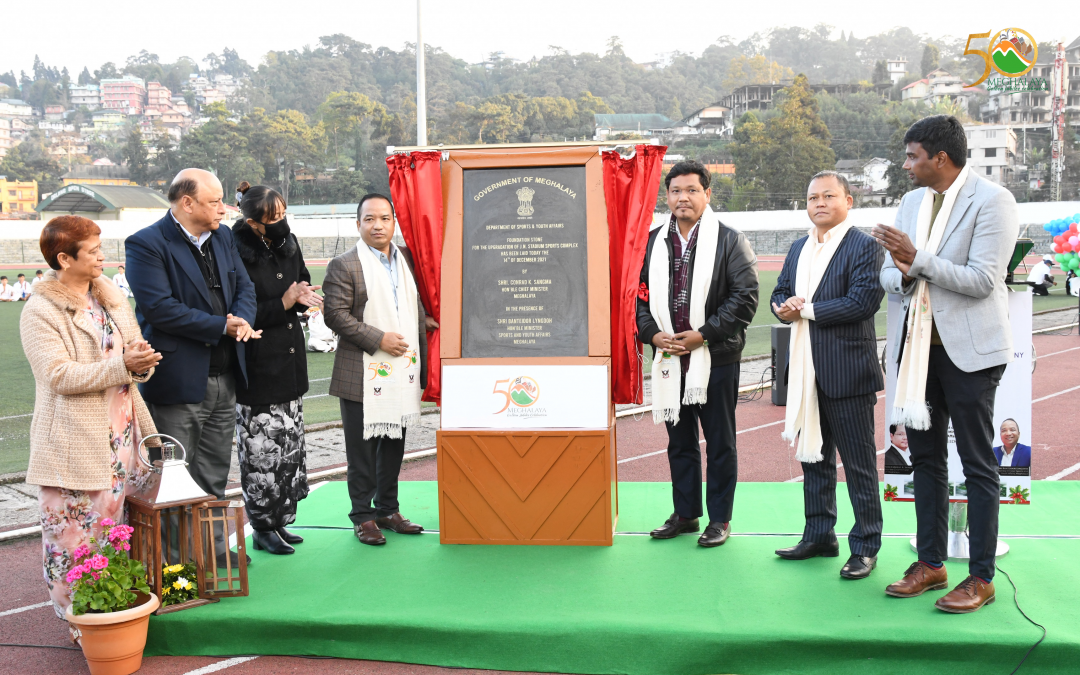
[
  {"left": 873, "top": 115, "right": 1019, "bottom": 613},
  {"left": 323, "top": 193, "right": 428, "bottom": 546}
]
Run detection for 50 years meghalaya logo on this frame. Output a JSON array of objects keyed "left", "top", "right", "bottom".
[
  {"left": 492, "top": 376, "right": 540, "bottom": 414},
  {"left": 965, "top": 28, "right": 1039, "bottom": 87},
  {"left": 367, "top": 361, "right": 393, "bottom": 380}
]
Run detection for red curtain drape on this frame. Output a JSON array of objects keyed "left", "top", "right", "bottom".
[
  {"left": 386, "top": 151, "right": 443, "bottom": 404},
  {"left": 602, "top": 144, "right": 667, "bottom": 405}
]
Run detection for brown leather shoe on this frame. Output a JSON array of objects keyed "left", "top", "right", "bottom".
[
  {"left": 354, "top": 521, "right": 386, "bottom": 546},
  {"left": 375, "top": 512, "right": 424, "bottom": 534},
  {"left": 885, "top": 561, "right": 948, "bottom": 598},
  {"left": 935, "top": 576, "right": 995, "bottom": 614}
]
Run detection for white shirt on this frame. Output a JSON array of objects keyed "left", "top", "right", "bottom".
[
  {"left": 1026, "top": 261, "right": 1052, "bottom": 285},
  {"left": 999, "top": 446, "right": 1015, "bottom": 467},
  {"left": 676, "top": 222, "right": 698, "bottom": 249},
  {"left": 0, "top": 283, "right": 15, "bottom": 301},
  {"left": 893, "top": 445, "right": 911, "bottom": 465},
  {"left": 799, "top": 219, "right": 853, "bottom": 321},
  {"left": 113, "top": 272, "right": 128, "bottom": 288},
  {"left": 12, "top": 280, "right": 31, "bottom": 299},
  {"left": 169, "top": 210, "right": 213, "bottom": 248},
  {"left": 31, "top": 276, "right": 43, "bottom": 289}
]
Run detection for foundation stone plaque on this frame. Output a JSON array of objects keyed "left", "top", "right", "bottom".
[{"left": 461, "top": 166, "right": 588, "bottom": 357}]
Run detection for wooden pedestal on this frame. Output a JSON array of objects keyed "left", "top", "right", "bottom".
[{"left": 437, "top": 427, "right": 618, "bottom": 545}]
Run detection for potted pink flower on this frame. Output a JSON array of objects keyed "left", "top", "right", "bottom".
[{"left": 64, "top": 518, "right": 159, "bottom": 675}]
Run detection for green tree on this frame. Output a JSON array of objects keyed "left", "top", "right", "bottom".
[
  {"left": 179, "top": 102, "right": 263, "bottom": 199},
  {"left": 318, "top": 91, "right": 386, "bottom": 169},
  {"left": 262, "top": 109, "right": 322, "bottom": 202},
  {"left": 121, "top": 127, "right": 150, "bottom": 185},
  {"left": 920, "top": 43, "right": 940, "bottom": 76},
  {"left": 0, "top": 134, "right": 63, "bottom": 195},
  {"left": 883, "top": 104, "right": 927, "bottom": 203},
  {"left": 872, "top": 60, "right": 889, "bottom": 84}
]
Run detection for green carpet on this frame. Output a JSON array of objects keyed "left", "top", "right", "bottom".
[{"left": 145, "top": 481, "right": 1080, "bottom": 674}]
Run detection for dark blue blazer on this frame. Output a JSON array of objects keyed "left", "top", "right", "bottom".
[
  {"left": 124, "top": 213, "right": 257, "bottom": 405},
  {"left": 993, "top": 444, "right": 1031, "bottom": 468},
  {"left": 771, "top": 227, "right": 885, "bottom": 399}
]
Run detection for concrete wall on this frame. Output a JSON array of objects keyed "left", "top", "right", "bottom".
[{"left": 0, "top": 228, "right": 1058, "bottom": 266}]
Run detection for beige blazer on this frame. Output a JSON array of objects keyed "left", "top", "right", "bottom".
[{"left": 21, "top": 272, "right": 158, "bottom": 491}]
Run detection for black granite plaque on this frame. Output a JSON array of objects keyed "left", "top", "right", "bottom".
[{"left": 461, "top": 166, "right": 589, "bottom": 358}]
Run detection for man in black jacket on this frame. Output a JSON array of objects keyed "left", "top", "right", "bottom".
[{"left": 636, "top": 160, "right": 759, "bottom": 547}]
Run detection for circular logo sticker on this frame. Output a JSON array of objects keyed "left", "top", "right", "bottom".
[{"left": 991, "top": 28, "right": 1037, "bottom": 77}]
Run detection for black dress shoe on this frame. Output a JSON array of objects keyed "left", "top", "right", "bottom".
[
  {"left": 216, "top": 550, "right": 253, "bottom": 567},
  {"left": 840, "top": 554, "right": 877, "bottom": 580},
  {"left": 251, "top": 529, "right": 295, "bottom": 555},
  {"left": 276, "top": 527, "right": 303, "bottom": 544},
  {"left": 650, "top": 513, "right": 700, "bottom": 539},
  {"left": 697, "top": 522, "right": 730, "bottom": 547},
  {"left": 775, "top": 539, "right": 840, "bottom": 560}
]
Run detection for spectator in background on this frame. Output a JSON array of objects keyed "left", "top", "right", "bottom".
[
  {"left": 30, "top": 269, "right": 45, "bottom": 292},
  {"left": 0, "top": 276, "right": 15, "bottom": 301},
  {"left": 1025, "top": 255, "right": 1055, "bottom": 296},
  {"left": 306, "top": 306, "right": 338, "bottom": 352},
  {"left": 21, "top": 215, "right": 161, "bottom": 618},
  {"left": 113, "top": 264, "right": 131, "bottom": 298},
  {"left": 231, "top": 182, "right": 322, "bottom": 555},
  {"left": 13, "top": 273, "right": 32, "bottom": 300}
]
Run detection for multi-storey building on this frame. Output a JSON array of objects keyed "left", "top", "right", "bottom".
[
  {"left": 901, "top": 69, "right": 982, "bottom": 106},
  {"left": 0, "top": 99, "right": 33, "bottom": 117},
  {"left": 69, "top": 83, "right": 100, "bottom": 109},
  {"left": 100, "top": 76, "right": 146, "bottom": 115},
  {"left": 146, "top": 82, "right": 174, "bottom": 112},
  {"left": 963, "top": 124, "right": 1017, "bottom": 185},
  {"left": 0, "top": 176, "right": 39, "bottom": 215},
  {"left": 979, "top": 35, "right": 1080, "bottom": 126},
  {"left": 0, "top": 118, "right": 11, "bottom": 157}
]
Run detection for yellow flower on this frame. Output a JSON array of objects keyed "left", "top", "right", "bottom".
[
  {"left": 172, "top": 581, "right": 182, "bottom": 590},
  {"left": 165, "top": 564, "right": 184, "bottom": 574},
  {"left": 182, "top": 581, "right": 192, "bottom": 590},
  {"left": 162, "top": 587, "right": 171, "bottom": 596}
]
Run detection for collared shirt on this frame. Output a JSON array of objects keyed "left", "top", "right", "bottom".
[
  {"left": 12, "top": 280, "right": 30, "bottom": 298},
  {"left": 169, "top": 209, "right": 213, "bottom": 248},
  {"left": 894, "top": 445, "right": 911, "bottom": 466},
  {"left": 799, "top": 219, "right": 853, "bottom": 321},
  {"left": 369, "top": 243, "right": 400, "bottom": 309},
  {"left": 668, "top": 216, "right": 700, "bottom": 374},
  {"left": 1000, "top": 446, "right": 1015, "bottom": 467}
]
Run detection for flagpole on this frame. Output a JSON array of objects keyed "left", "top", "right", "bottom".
[{"left": 416, "top": 0, "right": 427, "bottom": 146}]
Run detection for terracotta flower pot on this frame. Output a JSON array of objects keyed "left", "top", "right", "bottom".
[{"left": 65, "top": 593, "right": 160, "bottom": 675}]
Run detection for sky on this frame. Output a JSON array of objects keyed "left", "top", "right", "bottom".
[{"left": 2, "top": 0, "right": 1075, "bottom": 77}]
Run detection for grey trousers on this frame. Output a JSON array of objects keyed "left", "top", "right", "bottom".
[
  {"left": 148, "top": 373, "right": 237, "bottom": 563},
  {"left": 148, "top": 372, "right": 237, "bottom": 499}
]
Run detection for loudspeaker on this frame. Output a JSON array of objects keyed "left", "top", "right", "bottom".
[{"left": 771, "top": 325, "right": 791, "bottom": 406}]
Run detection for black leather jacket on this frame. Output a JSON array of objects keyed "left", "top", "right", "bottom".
[{"left": 636, "top": 221, "right": 759, "bottom": 366}]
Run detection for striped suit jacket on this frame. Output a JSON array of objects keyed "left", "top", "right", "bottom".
[
  {"left": 771, "top": 227, "right": 885, "bottom": 399},
  {"left": 322, "top": 245, "right": 428, "bottom": 403}
]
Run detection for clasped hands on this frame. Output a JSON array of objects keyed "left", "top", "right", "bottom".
[
  {"left": 651, "top": 330, "right": 705, "bottom": 356},
  {"left": 283, "top": 281, "right": 323, "bottom": 310},
  {"left": 123, "top": 338, "right": 162, "bottom": 374},
  {"left": 772, "top": 296, "right": 805, "bottom": 323},
  {"left": 226, "top": 314, "right": 262, "bottom": 342},
  {"left": 871, "top": 224, "right": 917, "bottom": 281}
]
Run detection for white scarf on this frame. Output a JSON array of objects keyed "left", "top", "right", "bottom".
[
  {"left": 893, "top": 165, "right": 971, "bottom": 430},
  {"left": 356, "top": 242, "right": 422, "bottom": 439},
  {"left": 648, "top": 206, "right": 721, "bottom": 426},
  {"left": 781, "top": 220, "right": 853, "bottom": 462}
]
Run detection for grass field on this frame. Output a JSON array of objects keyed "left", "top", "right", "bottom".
[{"left": 1, "top": 265, "right": 1076, "bottom": 475}]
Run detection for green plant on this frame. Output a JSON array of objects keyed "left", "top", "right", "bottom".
[
  {"left": 67, "top": 519, "right": 151, "bottom": 615},
  {"left": 160, "top": 562, "right": 199, "bottom": 606}
]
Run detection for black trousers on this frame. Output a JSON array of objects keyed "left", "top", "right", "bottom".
[
  {"left": 801, "top": 388, "right": 882, "bottom": 557},
  {"left": 341, "top": 398, "right": 407, "bottom": 525},
  {"left": 906, "top": 345, "right": 1005, "bottom": 580},
  {"left": 664, "top": 362, "right": 739, "bottom": 524}
]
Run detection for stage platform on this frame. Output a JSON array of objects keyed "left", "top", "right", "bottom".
[{"left": 145, "top": 481, "right": 1080, "bottom": 675}]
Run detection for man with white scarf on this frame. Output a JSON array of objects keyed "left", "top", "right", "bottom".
[
  {"left": 323, "top": 194, "right": 428, "bottom": 546},
  {"left": 873, "top": 115, "right": 1018, "bottom": 613},
  {"left": 771, "top": 171, "right": 885, "bottom": 580},
  {"left": 636, "top": 161, "right": 758, "bottom": 548}
]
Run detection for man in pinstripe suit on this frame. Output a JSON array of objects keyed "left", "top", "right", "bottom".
[
  {"left": 771, "top": 171, "right": 885, "bottom": 579},
  {"left": 323, "top": 194, "right": 429, "bottom": 546}
]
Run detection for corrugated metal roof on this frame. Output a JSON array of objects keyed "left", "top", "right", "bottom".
[{"left": 38, "top": 184, "right": 169, "bottom": 212}]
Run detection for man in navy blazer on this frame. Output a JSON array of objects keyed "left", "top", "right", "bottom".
[
  {"left": 771, "top": 171, "right": 885, "bottom": 580},
  {"left": 125, "top": 169, "right": 258, "bottom": 508}
]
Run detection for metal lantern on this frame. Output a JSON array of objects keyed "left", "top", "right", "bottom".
[{"left": 126, "top": 434, "right": 248, "bottom": 614}]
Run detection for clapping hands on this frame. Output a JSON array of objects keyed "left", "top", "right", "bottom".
[
  {"left": 283, "top": 281, "right": 323, "bottom": 310},
  {"left": 226, "top": 314, "right": 262, "bottom": 341}
]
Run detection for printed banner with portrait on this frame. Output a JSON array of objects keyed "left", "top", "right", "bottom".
[{"left": 883, "top": 291, "right": 1032, "bottom": 504}]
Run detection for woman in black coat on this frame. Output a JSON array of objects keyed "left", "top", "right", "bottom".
[{"left": 232, "top": 183, "right": 323, "bottom": 555}]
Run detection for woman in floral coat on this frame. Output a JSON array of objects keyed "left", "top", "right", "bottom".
[
  {"left": 22, "top": 216, "right": 162, "bottom": 617},
  {"left": 232, "top": 183, "right": 322, "bottom": 554}
]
